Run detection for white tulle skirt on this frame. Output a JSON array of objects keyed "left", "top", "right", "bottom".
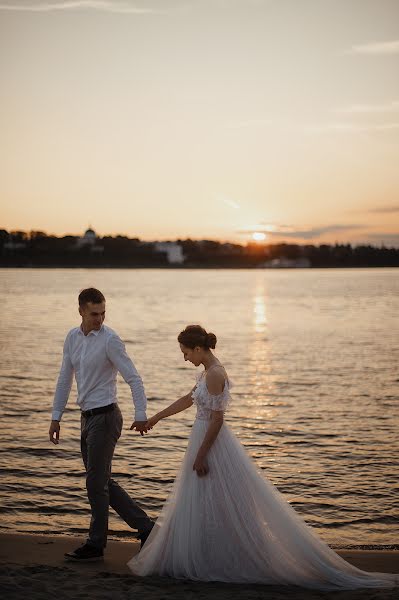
[{"left": 128, "top": 419, "right": 398, "bottom": 590}]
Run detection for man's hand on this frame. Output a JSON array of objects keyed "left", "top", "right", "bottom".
[
  {"left": 130, "top": 421, "right": 149, "bottom": 436},
  {"left": 49, "top": 420, "right": 60, "bottom": 445},
  {"left": 193, "top": 454, "right": 209, "bottom": 477}
]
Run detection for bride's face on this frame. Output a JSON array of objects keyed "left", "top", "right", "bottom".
[{"left": 180, "top": 343, "right": 203, "bottom": 367}]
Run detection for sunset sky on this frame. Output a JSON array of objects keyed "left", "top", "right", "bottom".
[{"left": 1, "top": 0, "right": 399, "bottom": 246}]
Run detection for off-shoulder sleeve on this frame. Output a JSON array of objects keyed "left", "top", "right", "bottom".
[{"left": 191, "top": 381, "right": 230, "bottom": 412}]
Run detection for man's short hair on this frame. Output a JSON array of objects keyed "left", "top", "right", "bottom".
[{"left": 78, "top": 288, "right": 105, "bottom": 307}]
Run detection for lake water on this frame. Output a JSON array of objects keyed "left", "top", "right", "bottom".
[{"left": 0, "top": 268, "right": 398, "bottom": 548}]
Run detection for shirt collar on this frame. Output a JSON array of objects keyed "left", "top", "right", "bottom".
[{"left": 79, "top": 324, "right": 103, "bottom": 337}]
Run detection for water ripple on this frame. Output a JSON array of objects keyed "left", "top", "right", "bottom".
[{"left": 0, "top": 268, "right": 398, "bottom": 547}]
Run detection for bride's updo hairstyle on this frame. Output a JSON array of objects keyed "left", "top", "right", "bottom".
[{"left": 178, "top": 325, "right": 217, "bottom": 350}]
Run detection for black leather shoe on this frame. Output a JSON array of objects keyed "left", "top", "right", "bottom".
[
  {"left": 138, "top": 523, "right": 154, "bottom": 549},
  {"left": 64, "top": 543, "right": 104, "bottom": 562}
]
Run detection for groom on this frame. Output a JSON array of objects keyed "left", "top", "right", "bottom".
[{"left": 49, "top": 287, "right": 154, "bottom": 561}]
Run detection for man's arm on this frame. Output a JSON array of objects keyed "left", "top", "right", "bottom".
[
  {"left": 49, "top": 333, "right": 74, "bottom": 444},
  {"left": 106, "top": 334, "right": 147, "bottom": 432}
]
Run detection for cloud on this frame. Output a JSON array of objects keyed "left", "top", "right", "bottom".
[
  {"left": 0, "top": 1, "right": 161, "bottom": 13},
  {"left": 237, "top": 224, "right": 365, "bottom": 240},
  {"left": 362, "top": 232, "right": 399, "bottom": 247},
  {"left": 214, "top": 193, "right": 241, "bottom": 210},
  {"left": 304, "top": 122, "right": 399, "bottom": 134},
  {"left": 347, "top": 40, "right": 399, "bottom": 55},
  {"left": 334, "top": 101, "right": 399, "bottom": 115},
  {"left": 221, "top": 198, "right": 240, "bottom": 210},
  {"left": 225, "top": 118, "right": 275, "bottom": 130},
  {"left": 368, "top": 205, "right": 399, "bottom": 214},
  {"left": 225, "top": 116, "right": 399, "bottom": 136}
]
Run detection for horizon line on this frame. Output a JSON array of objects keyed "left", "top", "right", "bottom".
[{"left": 2, "top": 227, "right": 398, "bottom": 249}]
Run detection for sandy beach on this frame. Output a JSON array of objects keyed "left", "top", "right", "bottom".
[{"left": 0, "top": 533, "right": 398, "bottom": 599}]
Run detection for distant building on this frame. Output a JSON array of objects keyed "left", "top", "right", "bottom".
[
  {"left": 155, "top": 242, "right": 184, "bottom": 264},
  {"left": 76, "top": 227, "right": 96, "bottom": 248},
  {"left": 3, "top": 240, "right": 27, "bottom": 251},
  {"left": 261, "top": 257, "right": 311, "bottom": 268},
  {"left": 3, "top": 233, "right": 27, "bottom": 251},
  {"left": 75, "top": 227, "right": 104, "bottom": 253}
]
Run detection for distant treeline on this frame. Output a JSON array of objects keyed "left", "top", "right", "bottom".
[{"left": 1, "top": 229, "right": 398, "bottom": 268}]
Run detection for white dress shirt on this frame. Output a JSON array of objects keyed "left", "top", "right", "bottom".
[{"left": 52, "top": 324, "right": 147, "bottom": 422}]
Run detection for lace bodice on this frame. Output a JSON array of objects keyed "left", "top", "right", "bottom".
[{"left": 191, "top": 366, "right": 231, "bottom": 421}]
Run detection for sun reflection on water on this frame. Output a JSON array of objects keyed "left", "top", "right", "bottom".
[{"left": 246, "top": 276, "right": 275, "bottom": 418}]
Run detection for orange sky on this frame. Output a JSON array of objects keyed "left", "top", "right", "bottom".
[{"left": 1, "top": 0, "right": 399, "bottom": 246}]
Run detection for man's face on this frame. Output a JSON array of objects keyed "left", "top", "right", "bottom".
[{"left": 79, "top": 301, "right": 106, "bottom": 332}]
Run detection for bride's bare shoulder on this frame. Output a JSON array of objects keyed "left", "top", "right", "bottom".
[{"left": 205, "top": 365, "right": 227, "bottom": 395}]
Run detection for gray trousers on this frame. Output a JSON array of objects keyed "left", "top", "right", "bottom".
[{"left": 80, "top": 404, "right": 153, "bottom": 549}]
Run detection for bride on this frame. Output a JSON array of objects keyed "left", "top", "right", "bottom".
[{"left": 128, "top": 325, "right": 398, "bottom": 590}]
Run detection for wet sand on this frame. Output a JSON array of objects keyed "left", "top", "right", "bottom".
[{"left": 0, "top": 533, "right": 398, "bottom": 599}]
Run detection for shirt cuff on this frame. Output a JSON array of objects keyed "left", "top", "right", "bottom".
[
  {"left": 134, "top": 411, "right": 147, "bottom": 422},
  {"left": 52, "top": 411, "right": 63, "bottom": 421}
]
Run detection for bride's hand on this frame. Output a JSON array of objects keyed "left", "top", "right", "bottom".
[
  {"left": 193, "top": 455, "right": 209, "bottom": 477},
  {"left": 146, "top": 415, "right": 160, "bottom": 430}
]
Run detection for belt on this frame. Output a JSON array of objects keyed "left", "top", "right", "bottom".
[{"left": 81, "top": 403, "right": 116, "bottom": 418}]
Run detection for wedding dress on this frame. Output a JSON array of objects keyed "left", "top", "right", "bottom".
[{"left": 128, "top": 368, "right": 398, "bottom": 590}]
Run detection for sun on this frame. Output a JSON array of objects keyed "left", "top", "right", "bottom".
[{"left": 252, "top": 232, "right": 267, "bottom": 241}]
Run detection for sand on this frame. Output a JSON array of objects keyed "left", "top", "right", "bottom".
[{"left": 0, "top": 533, "right": 398, "bottom": 599}]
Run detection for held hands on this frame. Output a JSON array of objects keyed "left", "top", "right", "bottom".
[
  {"left": 49, "top": 420, "right": 60, "bottom": 445},
  {"left": 130, "top": 414, "right": 161, "bottom": 435},
  {"left": 130, "top": 421, "right": 149, "bottom": 436},
  {"left": 193, "top": 453, "right": 209, "bottom": 477}
]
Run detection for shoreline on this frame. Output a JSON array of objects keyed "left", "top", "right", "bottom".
[
  {"left": 1, "top": 265, "right": 399, "bottom": 269},
  {"left": 1, "top": 530, "right": 397, "bottom": 552},
  {"left": 1, "top": 533, "right": 398, "bottom": 599}
]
